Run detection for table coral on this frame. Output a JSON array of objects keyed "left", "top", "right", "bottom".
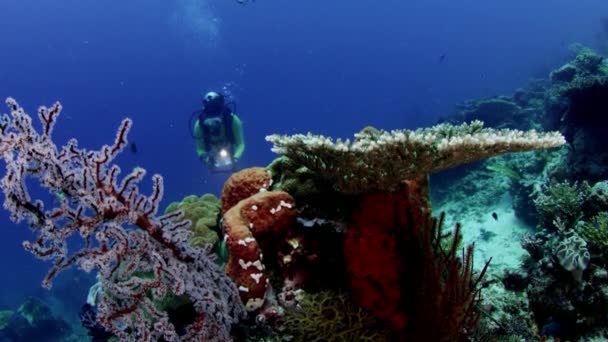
[{"left": 266, "top": 120, "right": 565, "bottom": 193}]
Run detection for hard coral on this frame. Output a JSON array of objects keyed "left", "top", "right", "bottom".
[{"left": 267, "top": 121, "right": 565, "bottom": 193}]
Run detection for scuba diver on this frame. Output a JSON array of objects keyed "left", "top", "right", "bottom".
[{"left": 191, "top": 91, "right": 245, "bottom": 172}]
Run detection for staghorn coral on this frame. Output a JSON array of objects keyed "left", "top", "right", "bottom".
[
  {"left": 266, "top": 120, "right": 565, "bottom": 193},
  {"left": 165, "top": 193, "right": 222, "bottom": 248},
  {"left": 282, "top": 290, "right": 390, "bottom": 342}
]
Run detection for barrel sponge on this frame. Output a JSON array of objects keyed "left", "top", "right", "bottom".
[{"left": 266, "top": 121, "right": 565, "bottom": 193}]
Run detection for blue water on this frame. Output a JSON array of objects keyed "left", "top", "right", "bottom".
[{"left": 0, "top": 0, "right": 607, "bottom": 331}]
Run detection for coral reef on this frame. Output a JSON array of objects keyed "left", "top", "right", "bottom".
[
  {"left": 450, "top": 96, "right": 528, "bottom": 129},
  {"left": 521, "top": 228, "right": 608, "bottom": 339},
  {"left": 1, "top": 56, "right": 601, "bottom": 341}
]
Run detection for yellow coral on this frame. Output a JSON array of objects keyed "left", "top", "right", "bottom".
[
  {"left": 164, "top": 194, "right": 221, "bottom": 248},
  {"left": 283, "top": 291, "right": 390, "bottom": 342}
]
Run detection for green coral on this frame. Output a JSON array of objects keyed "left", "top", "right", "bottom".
[
  {"left": 486, "top": 161, "right": 522, "bottom": 181},
  {"left": 283, "top": 291, "right": 390, "bottom": 342},
  {"left": 533, "top": 181, "right": 590, "bottom": 231},
  {"left": 164, "top": 193, "right": 221, "bottom": 248},
  {"left": 579, "top": 212, "right": 608, "bottom": 257},
  {"left": 266, "top": 156, "right": 332, "bottom": 197},
  {"left": 0, "top": 310, "right": 13, "bottom": 330},
  {"left": 266, "top": 121, "right": 564, "bottom": 193}
]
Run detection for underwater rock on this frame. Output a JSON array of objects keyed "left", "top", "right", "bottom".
[
  {"left": 458, "top": 97, "right": 523, "bottom": 128},
  {"left": 0, "top": 297, "right": 70, "bottom": 342},
  {"left": 550, "top": 64, "right": 578, "bottom": 83},
  {"left": 502, "top": 269, "right": 530, "bottom": 291}
]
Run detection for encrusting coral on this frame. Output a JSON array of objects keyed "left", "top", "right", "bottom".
[
  {"left": 266, "top": 120, "right": 566, "bottom": 193},
  {"left": 164, "top": 193, "right": 222, "bottom": 248}
]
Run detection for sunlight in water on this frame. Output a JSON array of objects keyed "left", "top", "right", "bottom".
[{"left": 169, "top": 0, "right": 221, "bottom": 48}]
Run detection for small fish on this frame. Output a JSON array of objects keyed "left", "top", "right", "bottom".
[
  {"left": 438, "top": 53, "right": 447, "bottom": 63},
  {"left": 130, "top": 142, "right": 137, "bottom": 154},
  {"left": 491, "top": 212, "right": 498, "bottom": 221}
]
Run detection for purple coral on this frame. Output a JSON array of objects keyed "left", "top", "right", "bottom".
[{"left": 0, "top": 98, "right": 244, "bottom": 341}]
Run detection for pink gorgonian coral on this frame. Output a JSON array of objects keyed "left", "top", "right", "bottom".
[{"left": 0, "top": 98, "right": 244, "bottom": 341}]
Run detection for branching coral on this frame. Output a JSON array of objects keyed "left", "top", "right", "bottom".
[
  {"left": 266, "top": 121, "right": 565, "bottom": 193},
  {"left": 579, "top": 212, "right": 608, "bottom": 258},
  {"left": 533, "top": 181, "right": 590, "bottom": 230}
]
